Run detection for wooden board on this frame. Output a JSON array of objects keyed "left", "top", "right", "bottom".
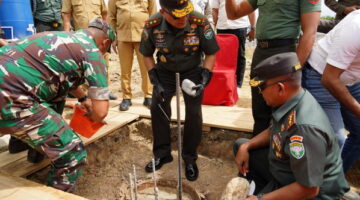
[
  {"left": 0, "top": 172, "right": 87, "bottom": 200},
  {"left": 0, "top": 110, "right": 139, "bottom": 177},
  {"left": 112, "top": 98, "right": 254, "bottom": 132}
]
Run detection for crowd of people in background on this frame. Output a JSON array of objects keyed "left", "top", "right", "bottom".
[{"left": 0, "top": 0, "right": 359, "bottom": 199}]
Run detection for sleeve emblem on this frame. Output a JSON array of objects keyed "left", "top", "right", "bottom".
[{"left": 289, "top": 135, "right": 305, "bottom": 159}]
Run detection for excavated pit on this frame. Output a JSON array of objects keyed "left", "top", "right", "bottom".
[{"left": 28, "top": 118, "right": 251, "bottom": 200}]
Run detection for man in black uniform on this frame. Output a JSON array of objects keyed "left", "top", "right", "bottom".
[
  {"left": 140, "top": 0, "right": 219, "bottom": 181},
  {"left": 233, "top": 52, "right": 349, "bottom": 199}
]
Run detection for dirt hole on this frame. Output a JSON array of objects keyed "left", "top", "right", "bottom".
[{"left": 28, "top": 118, "right": 251, "bottom": 200}]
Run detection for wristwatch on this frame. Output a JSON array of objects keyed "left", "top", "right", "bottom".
[
  {"left": 78, "top": 95, "right": 88, "bottom": 103},
  {"left": 250, "top": 26, "right": 256, "bottom": 31},
  {"left": 257, "top": 193, "right": 263, "bottom": 200}
]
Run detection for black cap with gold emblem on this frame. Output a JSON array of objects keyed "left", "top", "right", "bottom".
[
  {"left": 160, "top": 0, "right": 194, "bottom": 18},
  {"left": 250, "top": 52, "right": 302, "bottom": 87}
]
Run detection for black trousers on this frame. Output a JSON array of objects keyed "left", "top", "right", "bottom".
[
  {"left": 151, "top": 67, "right": 203, "bottom": 164},
  {"left": 233, "top": 138, "right": 278, "bottom": 194},
  {"left": 217, "top": 28, "right": 247, "bottom": 87},
  {"left": 250, "top": 44, "right": 296, "bottom": 135},
  {"left": 317, "top": 19, "right": 340, "bottom": 34}
]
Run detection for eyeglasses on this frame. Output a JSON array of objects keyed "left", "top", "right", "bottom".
[{"left": 258, "top": 78, "right": 292, "bottom": 93}]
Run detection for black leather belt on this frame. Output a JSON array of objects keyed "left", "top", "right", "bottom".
[
  {"left": 35, "top": 19, "right": 60, "bottom": 28},
  {"left": 257, "top": 39, "right": 297, "bottom": 49}
]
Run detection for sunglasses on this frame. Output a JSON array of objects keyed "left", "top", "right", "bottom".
[{"left": 258, "top": 78, "right": 292, "bottom": 93}]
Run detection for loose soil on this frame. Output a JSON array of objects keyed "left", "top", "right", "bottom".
[{"left": 29, "top": 118, "right": 251, "bottom": 200}]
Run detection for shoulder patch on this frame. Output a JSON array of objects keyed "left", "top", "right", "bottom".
[
  {"left": 189, "top": 16, "right": 206, "bottom": 26},
  {"left": 145, "top": 18, "right": 161, "bottom": 29}
]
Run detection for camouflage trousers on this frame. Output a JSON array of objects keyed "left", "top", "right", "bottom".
[{"left": 0, "top": 105, "right": 87, "bottom": 192}]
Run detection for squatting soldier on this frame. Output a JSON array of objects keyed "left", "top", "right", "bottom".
[
  {"left": 7, "top": 0, "right": 65, "bottom": 162},
  {"left": 0, "top": 18, "right": 115, "bottom": 192},
  {"left": 140, "top": 0, "right": 219, "bottom": 181},
  {"left": 233, "top": 53, "right": 349, "bottom": 199}
]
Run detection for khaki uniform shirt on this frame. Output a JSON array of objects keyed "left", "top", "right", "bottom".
[
  {"left": 108, "top": 0, "right": 156, "bottom": 42},
  {"left": 62, "top": 0, "right": 107, "bottom": 30}
]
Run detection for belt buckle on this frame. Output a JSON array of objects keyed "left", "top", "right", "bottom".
[
  {"left": 259, "top": 41, "right": 269, "bottom": 48},
  {"left": 52, "top": 22, "right": 59, "bottom": 28}
]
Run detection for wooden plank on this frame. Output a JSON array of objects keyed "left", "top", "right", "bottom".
[
  {"left": 65, "top": 99, "right": 120, "bottom": 108},
  {"left": 113, "top": 98, "right": 254, "bottom": 132},
  {"left": 0, "top": 172, "right": 87, "bottom": 200},
  {"left": 0, "top": 151, "right": 27, "bottom": 168},
  {"left": 81, "top": 111, "right": 139, "bottom": 145},
  {"left": 0, "top": 111, "right": 139, "bottom": 177}
]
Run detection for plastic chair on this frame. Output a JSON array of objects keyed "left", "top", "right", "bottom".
[{"left": 202, "top": 34, "right": 239, "bottom": 106}]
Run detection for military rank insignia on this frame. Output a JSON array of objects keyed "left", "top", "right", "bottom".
[
  {"left": 289, "top": 135, "right": 305, "bottom": 159},
  {"left": 282, "top": 110, "right": 296, "bottom": 131},
  {"left": 145, "top": 18, "right": 161, "bottom": 29},
  {"left": 189, "top": 16, "right": 206, "bottom": 26}
]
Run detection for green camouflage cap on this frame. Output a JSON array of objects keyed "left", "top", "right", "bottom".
[
  {"left": 250, "top": 52, "right": 302, "bottom": 87},
  {"left": 88, "top": 18, "right": 116, "bottom": 42}
]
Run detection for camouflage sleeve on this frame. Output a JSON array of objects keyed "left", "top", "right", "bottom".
[
  {"left": 83, "top": 54, "right": 110, "bottom": 100},
  {"left": 61, "top": 0, "right": 72, "bottom": 13},
  {"left": 285, "top": 125, "right": 327, "bottom": 187},
  {"left": 199, "top": 18, "right": 219, "bottom": 55},
  {"left": 140, "top": 28, "right": 155, "bottom": 57}
]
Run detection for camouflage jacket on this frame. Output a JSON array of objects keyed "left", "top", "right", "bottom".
[{"left": 0, "top": 30, "right": 109, "bottom": 120}]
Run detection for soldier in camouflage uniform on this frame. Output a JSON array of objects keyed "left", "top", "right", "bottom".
[{"left": 0, "top": 18, "right": 115, "bottom": 192}]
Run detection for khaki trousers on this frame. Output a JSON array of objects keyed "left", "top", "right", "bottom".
[{"left": 118, "top": 41, "right": 152, "bottom": 99}]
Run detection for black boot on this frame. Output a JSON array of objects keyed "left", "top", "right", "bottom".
[
  {"left": 27, "top": 148, "right": 45, "bottom": 163},
  {"left": 8, "top": 136, "right": 28, "bottom": 153},
  {"left": 119, "top": 99, "right": 132, "bottom": 111}
]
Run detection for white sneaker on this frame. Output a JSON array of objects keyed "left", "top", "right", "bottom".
[{"left": 343, "top": 189, "right": 360, "bottom": 200}]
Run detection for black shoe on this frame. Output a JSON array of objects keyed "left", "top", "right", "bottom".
[
  {"left": 8, "top": 136, "right": 29, "bottom": 153},
  {"left": 185, "top": 162, "right": 199, "bottom": 181},
  {"left": 119, "top": 99, "right": 132, "bottom": 111},
  {"left": 27, "top": 148, "right": 45, "bottom": 163},
  {"left": 109, "top": 92, "right": 118, "bottom": 100},
  {"left": 143, "top": 98, "right": 152, "bottom": 109},
  {"left": 145, "top": 155, "right": 173, "bottom": 173}
]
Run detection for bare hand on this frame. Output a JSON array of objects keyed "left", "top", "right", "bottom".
[
  {"left": 80, "top": 98, "right": 92, "bottom": 113},
  {"left": 112, "top": 40, "right": 118, "bottom": 54},
  {"left": 245, "top": 195, "right": 258, "bottom": 200},
  {"left": 247, "top": 30, "right": 255, "bottom": 41},
  {"left": 0, "top": 38, "right": 8, "bottom": 47},
  {"left": 343, "top": 6, "right": 360, "bottom": 15},
  {"left": 235, "top": 144, "right": 250, "bottom": 175}
]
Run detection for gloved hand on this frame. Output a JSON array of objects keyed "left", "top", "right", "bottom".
[
  {"left": 192, "top": 68, "right": 213, "bottom": 97},
  {"left": 148, "top": 68, "right": 165, "bottom": 102}
]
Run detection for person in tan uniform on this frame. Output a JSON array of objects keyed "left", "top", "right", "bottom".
[
  {"left": 61, "top": 0, "right": 117, "bottom": 100},
  {"left": 61, "top": 0, "right": 108, "bottom": 31},
  {"left": 108, "top": 0, "right": 156, "bottom": 111}
]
